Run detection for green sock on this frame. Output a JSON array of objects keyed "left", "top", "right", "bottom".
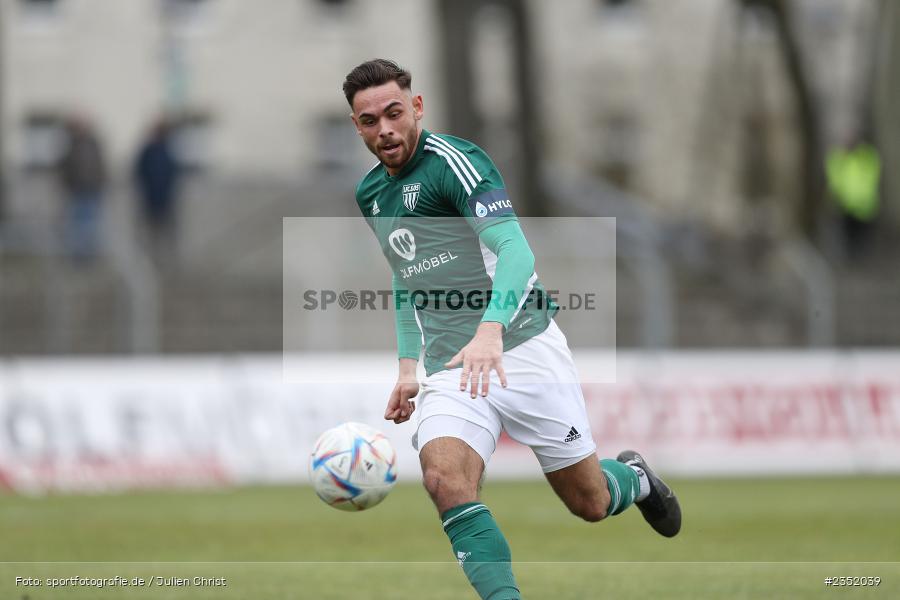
[
  {"left": 600, "top": 458, "right": 640, "bottom": 516},
  {"left": 441, "top": 502, "right": 521, "bottom": 600}
]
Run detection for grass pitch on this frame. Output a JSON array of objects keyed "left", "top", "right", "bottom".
[{"left": 2, "top": 477, "right": 898, "bottom": 599}]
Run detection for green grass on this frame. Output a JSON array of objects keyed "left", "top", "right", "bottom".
[{"left": 2, "top": 477, "right": 898, "bottom": 598}]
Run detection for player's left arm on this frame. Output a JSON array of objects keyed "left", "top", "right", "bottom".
[
  {"left": 445, "top": 220, "right": 536, "bottom": 397},
  {"left": 478, "top": 220, "right": 536, "bottom": 328},
  {"left": 434, "top": 136, "right": 535, "bottom": 397}
]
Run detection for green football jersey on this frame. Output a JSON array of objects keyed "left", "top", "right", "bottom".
[{"left": 355, "top": 129, "right": 557, "bottom": 375}]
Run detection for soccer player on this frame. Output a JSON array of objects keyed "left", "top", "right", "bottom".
[{"left": 344, "top": 59, "right": 681, "bottom": 600}]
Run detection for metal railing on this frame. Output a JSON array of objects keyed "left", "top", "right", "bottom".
[
  {"left": 0, "top": 195, "right": 159, "bottom": 354},
  {"left": 542, "top": 163, "right": 675, "bottom": 348},
  {"left": 542, "top": 164, "right": 839, "bottom": 348}
]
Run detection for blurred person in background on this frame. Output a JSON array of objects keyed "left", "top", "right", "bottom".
[
  {"left": 826, "top": 137, "right": 882, "bottom": 259},
  {"left": 58, "top": 115, "right": 107, "bottom": 262},
  {"left": 134, "top": 118, "right": 182, "bottom": 267}
]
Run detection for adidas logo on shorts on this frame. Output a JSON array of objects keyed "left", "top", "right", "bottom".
[{"left": 564, "top": 426, "right": 582, "bottom": 443}]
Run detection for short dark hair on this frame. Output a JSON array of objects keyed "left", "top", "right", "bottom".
[{"left": 343, "top": 59, "right": 412, "bottom": 107}]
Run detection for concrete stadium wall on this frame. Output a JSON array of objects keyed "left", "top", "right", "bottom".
[{"left": 0, "top": 351, "right": 898, "bottom": 494}]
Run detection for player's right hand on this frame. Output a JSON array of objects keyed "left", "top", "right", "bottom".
[{"left": 385, "top": 362, "right": 419, "bottom": 424}]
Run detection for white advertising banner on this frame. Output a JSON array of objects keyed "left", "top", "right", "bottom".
[
  {"left": 579, "top": 352, "right": 900, "bottom": 476},
  {"left": 1, "top": 351, "right": 899, "bottom": 493}
]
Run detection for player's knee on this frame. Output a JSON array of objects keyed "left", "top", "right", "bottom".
[{"left": 422, "top": 465, "right": 474, "bottom": 504}]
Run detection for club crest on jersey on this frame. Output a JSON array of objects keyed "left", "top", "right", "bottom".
[
  {"left": 402, "top": 183, "right": 421, "bottom": 212},
  {"left": 388, "top": 228, "right": 416, "bottom": 261}
]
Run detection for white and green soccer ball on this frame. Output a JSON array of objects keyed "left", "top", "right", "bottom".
[{"left": 309, "top": 422, "right": 398, "bottom": 511}]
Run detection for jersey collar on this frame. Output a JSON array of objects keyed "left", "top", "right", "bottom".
[{"left": 384, "top": 128, "right": 430, "bottom": 182}]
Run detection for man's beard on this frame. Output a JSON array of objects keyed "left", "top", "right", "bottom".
[{"left": 375, "top": 128, "right": 418, "bottom": 170}]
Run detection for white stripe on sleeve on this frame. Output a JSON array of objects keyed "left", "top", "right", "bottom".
[
  {"left": 424, "top": 144, "right": 473, "bottom": 196},
  {"left": 508, "top": 272, "right": 538, "bottom": 324},
  {"left": 427, "top": 135, "right": 483, "bottom": 185}
]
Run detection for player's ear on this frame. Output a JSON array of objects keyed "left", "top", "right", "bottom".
[{"left": 412, "top": 94, "right": 424, "bottom": 121}]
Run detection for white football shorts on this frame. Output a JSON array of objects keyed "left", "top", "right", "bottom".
[{"left": 411, "top": 319, "right": 597, "bottom": 473}]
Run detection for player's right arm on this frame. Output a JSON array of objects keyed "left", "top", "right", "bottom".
[
  {"left": 356, "top": 178, "right": 421, "bottom": 424},
  {"left": 385, "top": 273, "right": 421, "bottom": 424}
]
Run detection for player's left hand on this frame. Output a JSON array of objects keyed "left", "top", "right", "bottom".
[{"left": 445, "top": 322, "right": 508, "bottom": 398}]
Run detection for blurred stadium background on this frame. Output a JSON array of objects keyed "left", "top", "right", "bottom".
[{"left": 1, "top": 0, "right": 899, "bottom": 598}]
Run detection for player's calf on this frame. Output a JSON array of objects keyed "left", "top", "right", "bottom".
[
  {"left": 545, "top": 454, "right": 612, "bottom": 522},
  {"left": 565, "top": 493, "right": 610, "bottom": 523}
]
